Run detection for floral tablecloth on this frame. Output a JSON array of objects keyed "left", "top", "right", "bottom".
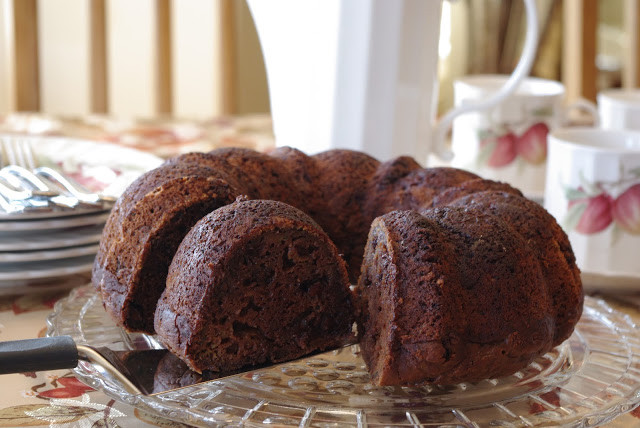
[
  {"left": 0, "top": 113, "right": 276, "bottom": 160},
  {"left": 0, "top": 285, "right": 195, "bottom": 428}
]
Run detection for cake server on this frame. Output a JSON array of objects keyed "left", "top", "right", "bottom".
[
  {"left": 0, "top": 336, "right": 357, "bottom": 395},
  {"left": 0, "top": 336, "right": 163, "bottom": 395}
]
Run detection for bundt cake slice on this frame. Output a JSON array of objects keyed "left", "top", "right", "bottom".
[
  {"left": 154, "top": 199, "right": 355, "bottom": 373},
  {"left": 357, "top": 203, "right": 578, "bottom": 386},
  {"left": 92, "top": 159, "right": 240, "bottom": 333}
]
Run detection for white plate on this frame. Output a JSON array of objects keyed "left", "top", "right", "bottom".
[
  {"left": 0, "top": 254, "right": 94, "bottom": 281},
  {"left": 0, "top": 224, "right": 103, "bottom": 251},
  {"left": 0, "top": 243, "right": 99, "bottom": 263},
  {"left": 582, "top": 270, "right": 640, "bottom": 292},
  {"left": 0, "top": 211, "right": 110, "bottom": 231}
]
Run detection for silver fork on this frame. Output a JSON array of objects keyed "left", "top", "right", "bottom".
[
  {"left": 1, "top": 137, "right": 37, "bottom": 170},
  {"left": 0, "top": 165, "right": 80, "bottom": 209},
  {"left": 0, "top": 179, "right": 52, "bottom": 212},
  {"left": 35, "top": 166, "right": 116, "bottom": 204},
  {"left": 1, "top": 137, "right": 114, "bottom": 207},
  {"left": 0, "top": 140, "right": 61, "bottom": 213},
  {"left": 0, "top": 165, "right": 59, "bottom": 198}
]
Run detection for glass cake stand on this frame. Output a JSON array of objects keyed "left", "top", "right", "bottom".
[{"left": 47, "top": 286, "right": 640, "bottom": 427}]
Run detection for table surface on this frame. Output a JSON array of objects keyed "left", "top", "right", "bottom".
[{"left": 1, "top": 113, "right": 640, "bottom": 427}]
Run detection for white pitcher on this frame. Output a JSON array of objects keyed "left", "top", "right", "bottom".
[{"left": 248, "top": 0, "right": 539, "bottom": 164}]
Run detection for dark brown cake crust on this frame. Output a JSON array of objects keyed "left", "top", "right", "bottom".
[
  {"left": 357, "top": 190, "right": 583, "bottom": 386},
  {"left": 93, "top": 148, "right": 481, "bottom": 333},
  {"left": 95, "top": 148, "right": 459, "bottom": 334},
  {"left": 445, "top": 191, "right": 584, "bottom": 345},
  {"left": 154, "top": 199, "right": 354, "bottom": 373},
  {"left": 93, "top": 146, "right": 583, "bottom": 386}
]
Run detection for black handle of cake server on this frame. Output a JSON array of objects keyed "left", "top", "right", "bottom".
[{"left": 0, "top": 336, "right": 79, "bottom": 374}]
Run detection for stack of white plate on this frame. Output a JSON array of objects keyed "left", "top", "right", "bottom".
[
  {"left": 0, "top": 134, "right": 164, "bottom": 295},
  {"left": 0, "top": 207, "right": 111, "bottom": 294}
]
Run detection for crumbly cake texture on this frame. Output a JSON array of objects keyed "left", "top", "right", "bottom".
[
  {"left": 154, "top": 199, "right": 354, "bottom": 373},
  {"left": 92, "top": 146, "right": 583, "bottom": 385},
  {"left": 92, "top": 162, "right": 239, "bottom": 332}
]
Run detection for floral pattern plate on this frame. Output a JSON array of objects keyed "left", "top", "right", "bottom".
[
  {"left": 0, "top": 135, "right": 162, "bottom": 220},
  {"left": 31, "top": 135, "right": 163, "bottom": 197},
  {"left": 47, "top": 287, "right": 640, "bottom": 427}
]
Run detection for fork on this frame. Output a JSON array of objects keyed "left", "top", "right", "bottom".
[
  {"left": 0, "top": 181, "right": 51, "bottom": 212},
  {"left": 1, "top": 137, "right": 37, "bottom": 170},
  {"left": 35, "top": 167, "right": 116, "bottom": 204},
  {"left": 0, "top": 165, "right": 59, "bottom": 198},
  {"left": 0, "top": 165, "right": 81, "bottom": 210},
  {"left": 0, "top": 137, "right": 114, "bottom": 207}
]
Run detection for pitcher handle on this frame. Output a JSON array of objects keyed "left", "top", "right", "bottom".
[{"left": 432, "top": 0, "right": 539, "bottom": 161}]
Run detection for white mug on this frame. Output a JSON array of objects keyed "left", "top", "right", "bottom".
[
  {"left": 544, "top": 127, "right": 640, "bottom": 290},
  {"left": 598, "top": 89, "right": 640, "bottom": 131},
  {"left": 247, "top": 0, "right": 540, "bottom": 164},
  {"left": 451, "top": 76, "right": 598, "bottom": 198}
]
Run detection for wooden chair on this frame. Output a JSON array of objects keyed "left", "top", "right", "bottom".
[
  {"left": 562, "top": 0, "right": 640, "bottom": 103},
  {"left": 0, "top": 0, "right": 269, "bottom": 118}
]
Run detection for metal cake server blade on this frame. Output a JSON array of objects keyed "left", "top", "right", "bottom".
[
  {"left": 0, "top": 337, "right": 153, "bottom": 395},
  {"left": 0, "top": 335, "right": 358, "bottom": 396}
]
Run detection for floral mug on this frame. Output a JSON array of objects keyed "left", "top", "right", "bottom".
[
  {"left": 598, "top": 88, "right": 640, "bottom": 131},
  {"left": 544, "top": 127, "right": 640, "bottom": 289},
  {"left": 451, "top": 75, "right": 597, "bottom": 199}
]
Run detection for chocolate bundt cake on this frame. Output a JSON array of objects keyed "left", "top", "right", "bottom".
[
  {"left": 92, "top": 147, "right": 583, "bottom": 385},
  {"left": 154, "top": 199, "right": 354, "bottom": 373}
]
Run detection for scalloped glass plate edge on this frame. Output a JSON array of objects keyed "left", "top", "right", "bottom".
[{"left": 46, "top": 287, "right": 640, "bottom": 427}]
